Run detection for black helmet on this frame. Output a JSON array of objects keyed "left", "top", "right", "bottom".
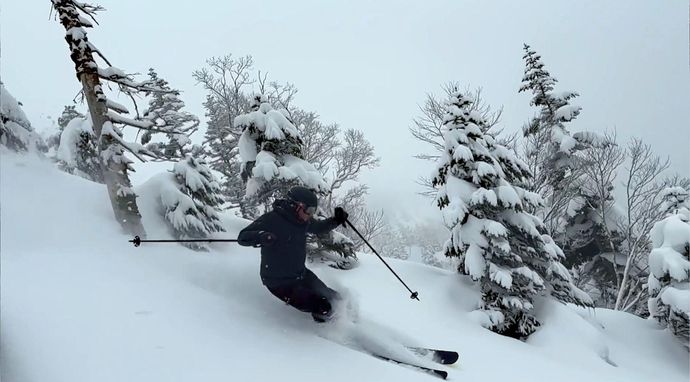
[{"left": 287, "top": 186, "right": 318, "bottom": 208}]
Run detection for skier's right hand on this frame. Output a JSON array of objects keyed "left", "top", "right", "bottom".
[
  {"left": 334, "top": 207, "right": 349, "bottom": 226},
  {"left": 257, "top": 231, "right": 277, "bottom": 247}
]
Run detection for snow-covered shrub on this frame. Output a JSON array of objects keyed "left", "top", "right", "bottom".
[
  {"left": 648, "top": 187, "right": 690, "bottom": 349},
  {"left": 0, "top": 83, "right": 44, "bottom": 152},
  {"left": 56, "top": 116, "right": 103, "bottom": 183}
]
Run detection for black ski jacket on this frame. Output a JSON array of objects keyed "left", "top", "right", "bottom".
[{"left": 238, "top": 199, "right": 339, "bottom": 286}]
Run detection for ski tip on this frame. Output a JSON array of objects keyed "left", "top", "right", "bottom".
[
  {"left": 433, "top": 351, "right": 459, "bottom": 365},
  {"left": 434, "top": 370, "right": 449, "bottom": 379}
]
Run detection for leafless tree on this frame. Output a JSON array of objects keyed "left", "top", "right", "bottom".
[
  {"left": 329, "top": 184, "right": 367, "bottom": 212},
  {"left": 319, "top": 183, "right": 385, "bottom": 252},
  {"left": 323, "top": 129, "right": 380, "bottom": 209},
  {"left": 193, "top": 55, "right": 255, "bottom": 127},
  {"left": 264, "top": 80, "right": 298, "bottom": 114},
  {"left": 291, "top": 110, "right": 340, "bottom": 173},
  {"left": 617, "top": 172, "right": 690, "bottom": 315},
  {"left": 193, "top": 56, "right": 252, "bottom": 210},
  {"left": 271, "top": 105, "right": 380, "bottom": 228},
  {"left": 344, "top": 208, "right": 386, "bottom": 250},
  {"left": 613, "top": 139, "right": 689, "bottom": 311}
]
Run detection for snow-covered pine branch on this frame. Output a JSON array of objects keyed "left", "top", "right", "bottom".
[{"left": 140, "top": 69, "right": 199, "bottom": 162}]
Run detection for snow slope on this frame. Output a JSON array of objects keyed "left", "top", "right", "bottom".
[{"left": 1, "top": 151, "right": 688, "bottom": 382}]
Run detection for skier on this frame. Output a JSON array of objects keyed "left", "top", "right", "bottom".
[{"left": 238, "top": 186, "right": 349, "bottom": 322}]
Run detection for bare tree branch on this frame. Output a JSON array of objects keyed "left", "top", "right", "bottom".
[
  {"left": 326, "top": 129, "right": 380, "bottom": 209},
  {"left": 614, "top": 138, "right": 672, "bottom": 310},
  {"left": 293, "top": 110, "right": 340, "bottom": 173}
]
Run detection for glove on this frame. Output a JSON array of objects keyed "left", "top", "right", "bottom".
[
  {"left": 334, "top": 207, "right": 349, "bottom": 226},
  {"left": 257, "top": 231, "right": 277, "bottom": 247}
]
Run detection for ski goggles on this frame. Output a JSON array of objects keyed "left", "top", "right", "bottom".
[{"left": 296, "top": 203, "right": 317, "bottom": 216}]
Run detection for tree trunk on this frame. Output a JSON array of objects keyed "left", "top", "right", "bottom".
[
  {"left": 614, "top": 246, "right": 637, "bottom": 310},
  {"left": 80, "top": 73, "right": 146, "bottom": 237},
  {"left": 53, "top": 0, "right": 146, "bottom": 237}
]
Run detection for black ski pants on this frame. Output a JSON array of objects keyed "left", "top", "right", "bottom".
[{"left": 265, "top": 269, "right": 341, "bottom": 321}]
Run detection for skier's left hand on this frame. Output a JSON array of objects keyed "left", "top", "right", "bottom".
[{"left": 334, "top": 207, "right": 349, "bottom": 226}]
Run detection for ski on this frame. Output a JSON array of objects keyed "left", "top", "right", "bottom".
[
  {"left": 373, "top": 353, "right": 449, "bottom": 380},
  {"left": 315, "top": 317, "right": 455, "bottom": 379},
  {"left": 319, "top": 334, "right": 450, "bottom": 379},
  {"left": 406, "top": 347, "right": 459, "bottom": 365}
]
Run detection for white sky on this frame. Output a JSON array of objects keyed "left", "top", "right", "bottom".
[{"left": 1, "top": 0, "right": 688, "bottom": 223}]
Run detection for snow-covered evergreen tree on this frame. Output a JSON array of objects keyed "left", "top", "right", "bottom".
[
  {"left": 159, "top": 146, "right": 226, "bottom": 251},
  {"left": 236, "top": 94, "right": 357, "bottom": 268},
  {"left": 519, "top": 44, "right": 586, "bottom": 230},
  {"left": 0, "top": 83, "right": 44, "bottom": 152},
  {"left": 134, "top": 71, "right": 225, "bottom": 251},
  {"left": 519, "top": 45, "right": 582, "bottom": 151},
  {"left": 648, "top": 187, "right": 690, "bottom": 349},
  {"left": 140, "top": 68, "right": 199, "bottom": 161},
  {"left": 236, "top": 95, "right": 312, "bottom": 207},
  {"left": 520, "top": 47, "right": 581, "bottom": 213},
  {"left": 519, "top": 44, "right": 615, "bottom": 304},
  {"left": 564, "top": 190, "right": 622, "bottom": 310},
  {"left": 56, "top": 116, "right": 103, "bottom": 183},
  {"left": 45, "top": 105, "right": 86, "bottom": 154},
  {"left": 58, "top": 105, "right": 84, "bottom": 129},
  {"left": 433, "top": 90, "right": 591, "bottom": 339}
]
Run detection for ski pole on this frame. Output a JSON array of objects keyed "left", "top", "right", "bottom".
[
  {"left": 345, "top": 219, "right": 420, "bottom": 301},
  {"left": 129, "top": 235, "right": 238, "bottom": 247}
]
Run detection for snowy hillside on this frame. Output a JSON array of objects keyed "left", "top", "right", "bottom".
[{"left": 1, "top": 151, "right": 688, "bottom": 382}]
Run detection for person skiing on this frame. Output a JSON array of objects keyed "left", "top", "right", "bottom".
[{"left": 237, "top": 186, "right": 349, "bottom": 322}]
